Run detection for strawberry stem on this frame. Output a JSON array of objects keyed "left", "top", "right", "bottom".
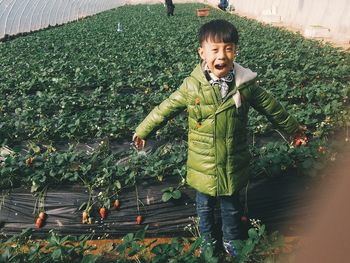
[
  {"left": 33, "top": 186, "right": 47, "bottom": 215},
  {"left": 135, "top": 184, "right": 140, "bottom": 214},
  {"left": 273, "top": 129, "right": 289, "bottom": 144}
]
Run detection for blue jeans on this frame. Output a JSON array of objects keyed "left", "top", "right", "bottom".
[{"left": 196, "top": 191, "right": 241, "bottom": 243}]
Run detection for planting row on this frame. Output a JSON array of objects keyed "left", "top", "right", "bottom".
[{"left": 1, "top": 4, "right": 349, "bottom": 144}]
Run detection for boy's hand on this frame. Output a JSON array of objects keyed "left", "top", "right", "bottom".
[
  {"left": 291, "top": 126, "right": 308, "bottom": 147},
  {"left": 132, "top": 133, "right": 146, "bottom": 150}
]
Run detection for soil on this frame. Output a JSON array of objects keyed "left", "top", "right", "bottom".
[{"left": 85, "top": 236, "right": 300, "bottom": 261}]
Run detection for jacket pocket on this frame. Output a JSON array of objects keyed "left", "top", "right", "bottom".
[{"left": 193, "top": 104, "right": 203, "bottom": 122}]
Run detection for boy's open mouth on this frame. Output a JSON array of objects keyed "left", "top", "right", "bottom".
[{"left": 214, "top": 63, "right": 226, "bottom": 70}]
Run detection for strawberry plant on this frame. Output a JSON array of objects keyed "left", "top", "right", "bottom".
[
  {"left": 161, "top": 186, "right": 182, "bottom": 202},
  {"left": 0, "top": 228, "right": 99, "bottom": 262},
  {"left": 113, "top": 226, "right": 216, "bottom": 263},
  {"left": 232, "top": 219, "right": 284, "bottom": 263}
]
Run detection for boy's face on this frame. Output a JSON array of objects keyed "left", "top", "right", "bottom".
[{"left": 198, "top": 40, "right": 236, "bottom": 78}]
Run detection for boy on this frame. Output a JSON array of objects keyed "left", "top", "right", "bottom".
[{"left": 133, "top": 19, "right": 306, "bottom": 256}]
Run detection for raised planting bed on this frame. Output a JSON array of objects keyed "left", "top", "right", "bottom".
[{"left": 0, "top": 174, "right": 314, "bottom": 238}]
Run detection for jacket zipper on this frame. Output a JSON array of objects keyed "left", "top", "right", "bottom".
[{"left": 214, "top": 115, "right": 219, "bottom": 196}]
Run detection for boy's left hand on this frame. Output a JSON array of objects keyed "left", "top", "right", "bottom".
[
  {"left": 132, "top": 133, "right": 146, "bottom": 150},
  {"left": 291, "top": 126, "right": 308, "bottom": 146}
]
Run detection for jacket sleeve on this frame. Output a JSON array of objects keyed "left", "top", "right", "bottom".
[
  {"left": 135, "top": 80, "right": 188, "bottom": 139},
  {"left": 248, "top": 82, "right": 300, "bottom": 135}
]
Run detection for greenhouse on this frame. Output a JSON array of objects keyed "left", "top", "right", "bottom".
[{"left": 0, "top": 0, "right": 349, "bottom": 262}]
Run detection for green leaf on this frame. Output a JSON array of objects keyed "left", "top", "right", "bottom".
[
  {"left": 51, "top": 248, "right": 63, "bottom": 260},
  {"left": 81, "top": 254, "right": 99, "bottom": 263},
  {"left": 134, "top": 226, "right": 148, "bottom": 240},
  {"left": 172, "top": 189, "right": 181, "bottom": 199},
  {"left": 79, "top": 202, "right": 87, "bottom": 211},
  {"left": 128, "top": 243, "right": 142, "bottom": 257},
  {"left": 162, "top": 192, "right": 172, "bottom": 202},
  {"left": 114, "top": 180, "right": 121, "bottom": 189},
  {"left": 161, "top": 186, "right": 173, "bottom": 193},
  {"left": 248, "top": 228, "right": 258, "bottom": 239},
  {"left": 122, "top": 233, "right": 134, "bottom": 243}
]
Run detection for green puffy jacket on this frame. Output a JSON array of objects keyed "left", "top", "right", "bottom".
[{"left": 136, "top": 62, "right": 299, "bottom": 196}]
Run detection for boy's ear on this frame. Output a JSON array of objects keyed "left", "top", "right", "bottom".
[{"left": 197, "top": 47, "right": 205, "bottom": 60}]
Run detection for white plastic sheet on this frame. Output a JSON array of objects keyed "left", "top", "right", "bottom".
[{"left": 0, "top": 0, "right": 127, "bottom": 39}]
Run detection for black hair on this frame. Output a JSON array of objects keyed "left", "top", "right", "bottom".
[{"left": 198, "top": 19, "right": 239, "bottom": 46}]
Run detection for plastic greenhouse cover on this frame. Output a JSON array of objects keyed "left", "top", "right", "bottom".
[
  {"left": 0, "top": 174, "right": 313, "bottom": 238},
  {"left": 0, "top": 0, "right": 127, "bottom": 39}
]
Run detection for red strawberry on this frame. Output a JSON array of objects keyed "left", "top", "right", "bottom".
[
  {"left": 100, "top": 207, "right": 106, "bottom": 220},
  {"left": 294, "top": 136, "right": 307, "bottom": 146},
  {"left": 25, "top": 157, "right": 34, "bottom": 166},
  {"left": 294, "top": 138, "right": 302, "bottom": 146},
  {"left": 137, "top": 215, "right": 142, "bottom": 225},
  {"left": 36, "top": 217, "right": 43, "bottom": 228},
  {"left": 114, "top": 199, "right": 120, "bottom": 209},
  {"left": 39, "top": 212, "right": 46, "bottom": 220},
  {"left": 82, "top": 211, "right": 88, "bottom": 224},
  {"left": 318, "top": 146, "right": 326, "bottom": 154}
]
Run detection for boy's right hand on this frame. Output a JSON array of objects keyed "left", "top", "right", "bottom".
[
  {"left": 132, "top": 133, "right": 146, "bottom": 150},
  {"left": 291, "top": 126, "right": 308, "bottom": 147}
]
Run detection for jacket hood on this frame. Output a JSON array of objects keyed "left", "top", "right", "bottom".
[
  {"left": 191, "top": 62, "right": 257, "bottom": 88},
  {"left": 233, "top": 62, "right": 257, "bottom": 87}
]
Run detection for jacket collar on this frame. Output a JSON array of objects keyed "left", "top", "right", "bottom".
[{"left": 191, "top": 61, "right": 257, "bottom": 88}]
